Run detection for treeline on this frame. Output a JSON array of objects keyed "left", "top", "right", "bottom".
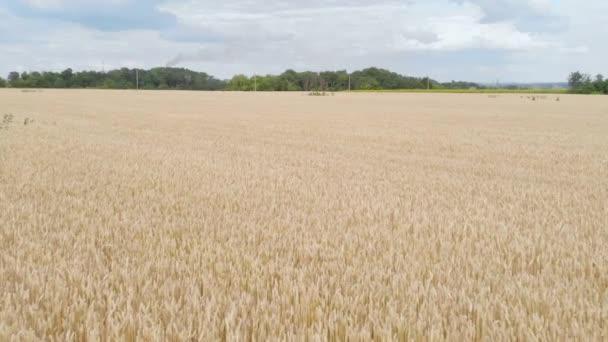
[
  {"left": 3, "top": 68, "right": 224, "bottom": 90},
  {"left": 226, "top": 68, "right": 479, "bottom": 91},
  {"left": 4, "top": 67, "right": 605, "bottom": 93},
  {"left": 568, "top": 72, "right": 608, "bottom": 94},
  {"left": 1, "top": 67, "right": 480, "bottom": 91}
]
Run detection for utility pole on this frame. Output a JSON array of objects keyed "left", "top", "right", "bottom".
[{"left": 136, "top": 69, "right": 139, "bottom": 90}]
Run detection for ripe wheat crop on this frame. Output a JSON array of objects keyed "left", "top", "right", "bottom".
[{"left": 1, "top": 89, "right": 607, "bottom": 341}]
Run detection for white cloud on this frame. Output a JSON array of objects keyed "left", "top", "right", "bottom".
[{"left": 0, "top": 0, "right": 605, "bottom": 82}]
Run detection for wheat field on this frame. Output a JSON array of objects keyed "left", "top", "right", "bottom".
[{"left": 1, "top": 89, "right": 607, "bottom": 341}]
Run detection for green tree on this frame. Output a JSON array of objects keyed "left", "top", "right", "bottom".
[
  {"left": 592, "top": 74, "right": 606, "bottom": 94},
  {"left": 53, "top": 78, "right": 67, "bottom": 88},
  {"left": 61, "top": 68, "right": 74, "bottom": 87},
  {"left": 297, "top": 71, "right": 317, "bottom": 91},
  {"left": 227, "top": 75, "right": 253, "bottom": 91},
  {"left": 335, "top": 71, "right": 350, "bottom": 91},
  {"left": 277, "top": 70, "right": 302, "bottom": 91},
  {"left": 8, "top": 71, "right": 20, "bottom": 83},
  {"left": 255, "top": 75, "right": 280, "bottom": 91},
  {"left": 319, "top": 71, "right": 339, "bottom": 90},
  {"left": 0, "top": 77, "right": 6, "bottom": 87},
  {"left": 568, "top": 71, "right": 593, "bottom": 92},
  {"left": 355, "top": 76, "right": 381, "bottom": 90},
  {"left": 568, "top": 71, "right": 583, "bottom": 90}
]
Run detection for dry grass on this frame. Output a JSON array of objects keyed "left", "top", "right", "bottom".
[{"left": 1, "top": 89, "right": 607, "bottom": 341}]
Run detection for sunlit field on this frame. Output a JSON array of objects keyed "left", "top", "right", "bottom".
[{"left": 1, "top": 89, "right": 607, "bottom": 340}]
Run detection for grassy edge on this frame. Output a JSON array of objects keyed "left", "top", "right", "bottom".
[
  {"left": 347, "top": 89, "right": 569, "bottom": 94},
  {"left": 1, "top": 87, "right": 572, "bottom": 95}
]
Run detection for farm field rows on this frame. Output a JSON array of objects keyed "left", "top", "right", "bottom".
[{"left": 1, "top": 89, "right": 607, "bottom": 340}]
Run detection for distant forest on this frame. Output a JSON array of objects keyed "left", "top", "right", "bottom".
[
  {"left": 0, "top": 67, "right": 478, "bottom": 91},
  {"left": 0, "top": 67, "right": 605, "bottom": 94}
]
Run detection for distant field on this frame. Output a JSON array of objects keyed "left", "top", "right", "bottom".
[
  {"left": 351, "top": 88, "right": 569, "bottom": 94},
  {"left": 1, "top": 90, "right": 607, "bottom": 340}
]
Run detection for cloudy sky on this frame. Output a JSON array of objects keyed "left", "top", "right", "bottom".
[{"left": 0, "top": 0, "right": 605, "bottom": 82}]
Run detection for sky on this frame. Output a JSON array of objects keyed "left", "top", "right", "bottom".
[{"left": 0, "top": 0, "right": 605, "bottom": 82}]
